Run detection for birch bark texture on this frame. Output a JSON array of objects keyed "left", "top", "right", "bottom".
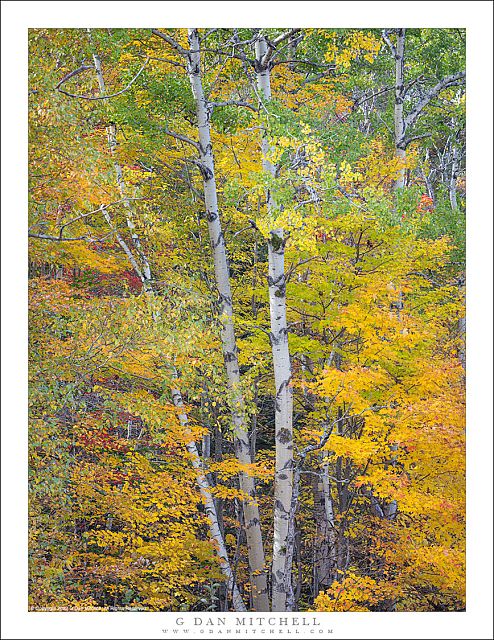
[
  {"left": 449, "top": 145, "right": 459, "bottom": 211},
  {"left": 382, "top": 28, "right": 465, "bottom": 192},
  {"left": 393, "top": 29, "right": 407, "bottom": 190},
  {"left": 171, "top": 382, "right": 247, "bottom": 612},
  {"left": 254, "top": 33, "right": 294, "bottom": 613},
  {"left": 186, "top": 28, "right": 269, "bottom": 612},
  {"left": 313, "top": 461, "right": 338, "bottom": 592},
  {"left": 90, "top": 42, "right": 246, "bottom": 612}
]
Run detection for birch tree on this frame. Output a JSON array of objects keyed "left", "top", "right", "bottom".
[
  {"left": 152, "top": 27, "right": 270, "bottom": 611},
  {"left": 88, "top": 40, "right": 246, "bottom": 612},
  {"left": 382, "top": 28, "right": 465, "bottom": 190},
  {"left": 254, "top": 31, "right": 295, "bottom": 612},
  {"left": 171, "top": 382, "right": 246, "bottom": 612},
  {"left": 90, "top": 47, "right": 152, "bottom": 287},
  {"left": 28, "top": 26, "right": 467, "bottom": 613}
]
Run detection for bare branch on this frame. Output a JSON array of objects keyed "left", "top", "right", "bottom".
[
  {"left": 265, "top": 31, "right": 304, "bottom": 67},
  {"left": 210, "top": 99, "right": 257, "bottom": 112},
  {"left": 160, "top": 128, "right": 200, "bottom": 151},
  {"left": 151, "top": 29, "right": 189, "bottom": 57},
  {"left": 200, "top": 28, "right": 219, "bottom": 42},
  {"left": 28, "top": 232, "right": 90, "bottom": 242},
  {"left": 136, "top": 52, "right": 185, "bottom": 68},
  {"left": 352, "top": 85, "right": 394, "bottom": 110},
  {"left": 271, "top": 28, "right": 302, "bottom": 48},
  {"left": 261, "top": 28, "right": 301, "bottom": 68},
  {"left": 271, "top": 58, "right": 333, "bottom": 70},
  {"left": 57, "top": 58, "right": 150, "bottom": 100},
  {"left": 55, "top": 63, "right": 92, "bottom": 90},
  {"left": 57, "top": 198, "right": 148, "bottom": 235},
  {"left": 404, "top": 71, "right": 466, "bottom": 130},
  {"left": 382, "top": 29, "right": 396, "bottom": 57},
  {"left": 402, "top": 74, "right": 426, "bottom": 98},
  {"left": 199, "top": 47, "right": 253, "bottom": 65},
  {"left": 402, "top": 132, "right": 432, "bottom": 148}
]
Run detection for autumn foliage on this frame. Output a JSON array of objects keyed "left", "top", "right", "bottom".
[{"left": 28, "top": 27, "right": 465, "bottom": 612}]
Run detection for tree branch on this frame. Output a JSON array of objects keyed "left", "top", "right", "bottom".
[
  {"left": 401, "top": 132, "right": 432, "bottom": 148},
  {"left": 136, "top": 52, "right": 185, "bottom": 68},
  {"left": 210, "top": 99, "right": 257, "bottom": 112},
  {"left": 28, "top": 232, "right": 91, "bottom": 242},
  {"left": 57, "top": 58, "right": 150, "bottom": 100},
  {"left": 57, "top": 198, "right": 147, "bottom": 236},
  {"left": 404, "top": 71, "right": 466, "bottom": 130},
  {"left": 160, "top": 128, "right": 200, "bottom": 151},
  {"left": 382, "top": 29, "right": 396, "bottom": 58},
  {"left": 55, "top": 63, "right": 92, "bottom": 90},
  {"left": 151, "top": 29, "right": 189, "bottom": 57},
  {"left": 352, "top": 85, "right": 394, "bottom": 110},
  {"left": 261, "top": 28, "right": 301, "bottom": 68},
  {"left": 100, "top": 206, "right": 146, "bottom": 283}
]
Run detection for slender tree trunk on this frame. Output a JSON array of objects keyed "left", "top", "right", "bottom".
[
  {"left": 312, "top": 459, "right": 338, "bottom": 593},
  {"left": 254, "top": 33, "right": 294, "bottom": 612},
  {"left": 171, "top": 382, "right": 246, "bottom": 612},
  {"left": 392, "top": 29, "right": 406, "bottom": 190},
  {"left": 449, "top": 145, "right": 459, "bottom": 211},
  {"left": 91, "top": 39, "right": 245, "bottom": 611},
  {"left": 458, "top": 315, "right": 466, "bottom": 368},
  {"left": 213, "top": 416, "right": 225, "bottom": 538},
  {"left": 385, "top": 29, "right": 465, "bottom": 193},
  {"left": 458, "top": 283, "right": 466, "bottom": 369},
  {"left": 421, "top": 148, "right": 436, "bottom": 205},
  {"left": 91, "top": 47, "right": 152, "bottom": 286},
  {"left": 186, "top": 29, "right": 269, "bottom": 611}
]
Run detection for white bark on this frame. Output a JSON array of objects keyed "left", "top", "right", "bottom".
[
  {"left": 449, "top": 145, "right": 459, "bottom": 211},
  {"left": 100, "top": 206, "right": 145, "bottom": 282},
  {"left": 392, "top": 29, "right": 407, "bottom": 190},
  {"left": 404, "top": 71, "right": 465, "bottom": 132},
  {"left": 91, "top": 50, "right": 152, "bottom": 286},
  {"left": 458, "top": 314, "right": 466, "bottom": 369},
  {"left": 255, "top": 33, "right": 294, "bottom": 612},
  {"left": 186, "top": 29, "right": 269, "bottom": 611},
  {"left": 312, "top": 468, "right": 338, "bottom": 594},
  {"left": 171, "top": 382, "right": 247, "bottom": 612},
  {"left": 321, "top": 458, "right": 336, "bottom": 528},
  {"left": 91, "top": 40, "right": 245, "bottom": 611},
  {"left": 383, "top": 28, "right": 465, "bottom": 191}
]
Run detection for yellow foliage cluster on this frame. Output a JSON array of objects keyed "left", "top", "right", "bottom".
[
  {"left": 322, "top": 30, "right": 381, "bottom": 68},
  {"left": 313, "top": 572, "right": 396, "bottom": 611}
]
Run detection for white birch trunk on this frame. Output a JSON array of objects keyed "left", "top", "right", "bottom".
[
  {"left": 393, "top": 29, "right": 407, "bottom": 190},
  {"left": 171, "top": 382, "right": 247, "bottom": 612},
  {"left": 458, "top": 282, "right": 466, "bottom": 370},
  {"left": 91, "top": 41, "right": 244, "bottom": 611},
  {"left": 321, "top": 457, "right": 335, "bottom": 528},
  {"left": 312, "top": 468, "right": 338, "bottom": 594},
  {"left": 91, "top": 50, "right": 152, "bottom": 286},
  {"left": 449, "top": 145, "right": 459, "bottom": 211},
  {"left": 458, "top": 315, "right": 466, "bottom": 369},
  {"left": 255, "top": 34, "right": 294, "bottom": 612},
  {"left": 186, "top": 29, "right": 269, "bottom": 611}
]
